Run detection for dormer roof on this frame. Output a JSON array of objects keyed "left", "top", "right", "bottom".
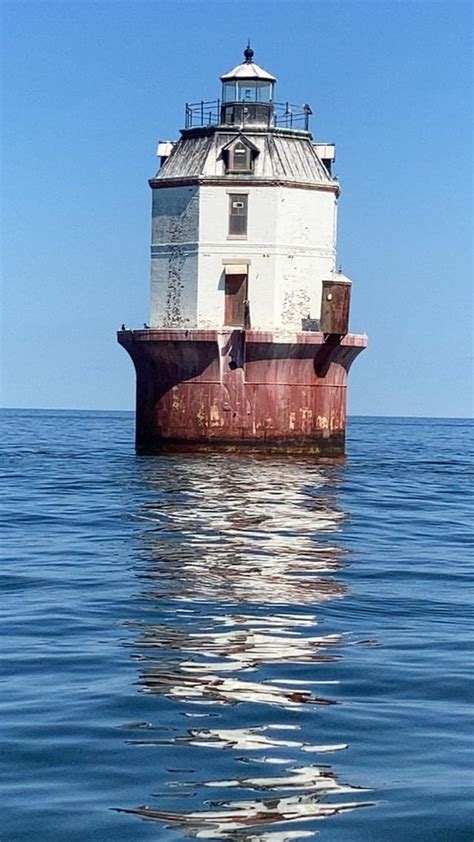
[{"left": 221, "top": 134, "right": 260, "bottom": 154}]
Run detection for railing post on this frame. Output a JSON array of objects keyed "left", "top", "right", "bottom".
[{"left": 200, "top": 101, "right": 204, "bottom": 125}]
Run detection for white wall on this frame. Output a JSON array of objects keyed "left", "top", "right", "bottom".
[
  {"left": 197, "top": 185, "right": 278, "bottom": 329},
  {"left": 149, "top": 182, "right": 338, "bottom": 331},
  {"left": 274, "top": 188, "right": 337, "bottom": 331},
  {"left": 150, "top": 185, "right": 199, "bottom": 327},
  {"left": 197, "top": 184, "right": 337, "bottom": 331}
]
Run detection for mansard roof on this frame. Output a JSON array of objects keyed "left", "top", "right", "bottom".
[{"left": 153, "top": 129, "right": 335, "bottom": 187}]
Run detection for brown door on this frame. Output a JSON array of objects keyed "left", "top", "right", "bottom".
[
  {"left": 320, "top": 280, "right": 351, "bottom": 335},
  {"left": 224, "top": 273, "right": 247, "bottom": 327}
]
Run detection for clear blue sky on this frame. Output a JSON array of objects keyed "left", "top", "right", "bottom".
[{"left": 1, "top": 0, "right": 472, "bottom": 416}]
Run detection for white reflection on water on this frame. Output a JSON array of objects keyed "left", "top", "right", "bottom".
[
  {"left": 126, "top": 723, "right": 346, "bottom": 754},
  {"left": 135, "top": 461, "right": 347, "bottom": 606},
  {"left": 119, "top": 458, "right": 373, "bottom": 838},
  {"left": 142, "top": 672, "right": 334, "bottom": 708},
  {"left": 118, "top": 793, "right": 372, "bottom": 838}
]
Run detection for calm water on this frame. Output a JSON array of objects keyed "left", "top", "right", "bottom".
[{"left": 1, "top": 410, "right": 473, "bottom": 841}]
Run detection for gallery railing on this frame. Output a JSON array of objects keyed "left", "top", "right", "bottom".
[{"left": 184, "top": 100, "right": 312, "bottom": 131}]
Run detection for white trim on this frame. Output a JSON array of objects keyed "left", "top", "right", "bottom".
[{"left": 224, "top": 263, "right": 249, "bottom": 275}]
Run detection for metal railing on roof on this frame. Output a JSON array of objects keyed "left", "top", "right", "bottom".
[
  {"left": 274, "top": 102, "right": 312, "bottom": 130},
  {"left": 184, "top": 100, "right": 312, "bottom": 131},
  {"left": 185, "top": 99, "right": 221, "bottom": 128}
]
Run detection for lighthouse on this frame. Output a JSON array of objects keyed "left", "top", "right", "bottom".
[{"left": 118, "top": 46, "right": 366, "bottom": 454}]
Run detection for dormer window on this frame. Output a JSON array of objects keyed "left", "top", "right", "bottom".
[
  {"left": 222, "top": 135, "right": 259, "bottom": 175},
  {"left": 231, "top": 142, "right": 252, "bottom": 172}
]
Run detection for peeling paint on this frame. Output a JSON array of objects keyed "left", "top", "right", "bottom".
[
  {"left": 280, "top": 287, "right": 311, "bottom": 330},
  {"left": 209, "top": 404, "right": 221, "bottom": 426},
  {"left": 164, "top": 245, "right": 186, "bottom": 326}
]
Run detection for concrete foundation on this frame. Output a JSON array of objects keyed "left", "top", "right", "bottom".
[{"left": 118, "top": 329, "right": 367, "bottom": 455}]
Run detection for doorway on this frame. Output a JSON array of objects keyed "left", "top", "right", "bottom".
[{"left": 224, "top": 273, "right": 248, "bottom": 327}]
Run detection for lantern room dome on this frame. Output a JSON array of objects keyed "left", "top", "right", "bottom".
[{"left": 220, "top": 56, "right": 277, "bottom": 83}]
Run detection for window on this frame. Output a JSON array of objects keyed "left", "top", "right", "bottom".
[
  {"left": 228, "top": 194, "right": 248, "bottom": 237},
  {"left": 223, "top": 138, "right": 256, "bottom": 173},
  {"left": 231, "top": 142, "right": 252, "bottom": 172},
  {"left": 257, "top": 83, "right": 272, "bottom": 102},
  {"left": 222, "top": 82, "right": 236, "bottom": 102},
  {"left": 221, "top": 80, "right": 274, "bottom": 103}
]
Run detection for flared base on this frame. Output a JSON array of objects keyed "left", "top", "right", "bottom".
[{"left": 118, "top": 328, "right": 367, "bottom": 456}]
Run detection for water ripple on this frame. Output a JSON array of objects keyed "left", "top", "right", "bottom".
[
  {"left": 118, "top": 458, "right": 373, "bottom": 838},
  {"left": 2, "top": 412, "right": 472, "bottom": 841}
]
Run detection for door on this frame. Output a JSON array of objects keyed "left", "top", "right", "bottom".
[
  {"left": 224, "top": 273, "right": 248, "bottom": 327},
  {"left": 320, "top": 280, "right": 351, "bottom": 335}
]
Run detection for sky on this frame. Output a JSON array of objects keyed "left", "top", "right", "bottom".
[{"left": 1, "top": 0, "right": 473, "bottom": 417}]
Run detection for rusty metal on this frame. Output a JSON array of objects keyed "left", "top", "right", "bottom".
[
  {"left": 320, "top": 280, "right": 351, "bottom": 336},
  {"left": 314, "top": 334, "right": 343, "bottom": 377},
  {"left": 117, "top": 329, "right": 367, "bottom": 455}
]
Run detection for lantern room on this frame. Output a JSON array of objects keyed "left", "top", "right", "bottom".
[
  {"left": 220, "top": 45, "right": 276, "bottom": 127},
  {"left": 221, "top": 45, "right": 276, "bottom": 102}
]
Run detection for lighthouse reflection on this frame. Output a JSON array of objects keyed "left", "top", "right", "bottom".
[{"left": 121, "top": 457, "right": 373, "bottom": 838}]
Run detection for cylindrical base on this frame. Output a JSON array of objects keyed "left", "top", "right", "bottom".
[{"left": 118, "top": 329, "right": 367, "bottom": 455}]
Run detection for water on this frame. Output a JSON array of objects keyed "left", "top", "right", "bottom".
[{"left": 1, "top": 410, "right": 472, "bottom": 841}]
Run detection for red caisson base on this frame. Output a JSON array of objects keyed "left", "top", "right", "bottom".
[{"left": 118, "top": 329, "right": 367, "bottom": 455}]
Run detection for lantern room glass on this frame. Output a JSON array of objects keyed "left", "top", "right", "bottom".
[{"left": 222, "top": 80, "right": 274, "bottom": 103}]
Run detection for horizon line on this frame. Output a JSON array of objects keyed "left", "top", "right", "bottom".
[{"left": 1, "top": 407, "right": 472, "bottom": 421}]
